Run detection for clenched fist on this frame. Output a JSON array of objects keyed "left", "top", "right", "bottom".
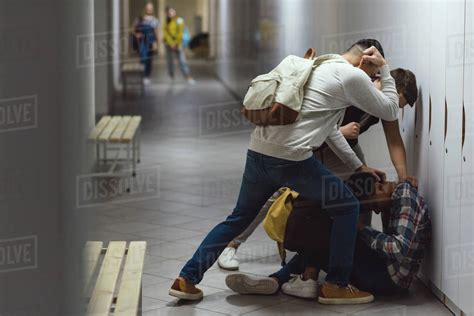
[{"left": 340, "top": 122, "right": 361, "bottom": 140}]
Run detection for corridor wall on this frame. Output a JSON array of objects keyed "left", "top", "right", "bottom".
[
  {"left": 458, "top": 0, "right": 474, "bottom": 313},
  {"left": 0, "top": 0, "right": 97, "bottom": 314},
  {"left": 215, "top": 0, "right": 474, "bottom": 314}
]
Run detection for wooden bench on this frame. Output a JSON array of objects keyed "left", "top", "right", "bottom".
[
  {"left": 122, "top": 63, "right": 145, "bottom": 98},
  {"left": 89, "top": 115, "right": 142, "bottom": 176},
  {"left": 83, "top": 241, "right": 147, "bottom": 316}
]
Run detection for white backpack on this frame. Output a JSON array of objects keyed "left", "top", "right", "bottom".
[{"left": 241, "top": 49, "right": 344, "bottom": 126}]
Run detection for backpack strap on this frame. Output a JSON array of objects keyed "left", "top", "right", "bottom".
[{"left": 303, "top": 48, "right": 317, "bottom": 60}]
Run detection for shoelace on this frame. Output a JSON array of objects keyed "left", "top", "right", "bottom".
[
  {"left": 346, "top": 284, "right": 359, "bottom": 294},
  {"left": 289, "top": 276, "right": 299, "bottom": 284}
]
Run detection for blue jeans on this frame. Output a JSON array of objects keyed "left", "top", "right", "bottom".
[
  {"left": 165, "top": 45, "right": 190, "bottom": 78},
  {"left": 179, "top": 150, "right": 360, "bottom": 286},
  {"left": 142, "top": 49, "right": 154, "bottom": 78},
  {"left": 270, "top": 239, "right": 403, "bottom": 295}
]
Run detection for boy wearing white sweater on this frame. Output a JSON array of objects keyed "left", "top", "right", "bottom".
[{"left": 169, "top": 39, "right": 399, "bottom": 304}]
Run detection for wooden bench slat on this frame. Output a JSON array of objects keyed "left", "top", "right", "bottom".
[
  {"left": 89, "top": 116, "right": 111, "bottom": 141},
  {"left": 98, "top": 116, "right": 122, "bottom": 142},
  {"left": 110, "top": 116, "right": 132, "bottom": 143},
  {"left": 122, "top": 63, "right": 145, "bottom": 72},
  {"left": 115, "top": 242, "right": 147, "bottom": 316},
  {"left": 86, "top": 241, "right": 127, "bottom": 316},
  {"left": 121, "top": 116, "right": 142, "bottom": 143},
  {"left": 83, "top": 241, "right": 104, "bottom": 297}
]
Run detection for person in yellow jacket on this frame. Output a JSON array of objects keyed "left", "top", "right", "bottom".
[{"left": 164, "top": 7, "right": 195, "bottom": 84}]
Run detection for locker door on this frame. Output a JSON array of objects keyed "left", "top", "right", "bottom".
[
  {"left": 427, "top": 0, "right": 448, "bottom": 289},
  {"left": 400, "top": 1, "right": 422, "bottom": 179},
  {"left": 458, "top": 0, "right": 474, "bottom": 313},
  {"left": 441, "top": 0, "right": 465, "bottom": 303},
  {"left": 413, "top": 0, "right": 433, "bottom": 281},
  {"left": 413, "top": 0, "right": 432, "bottom": 199}
]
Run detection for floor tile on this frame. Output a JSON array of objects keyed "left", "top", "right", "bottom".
[
  {"left": 188, "top": 290, "right": 291, "bottom": 315},
  {"left": 143, "top": 305, "right": 229, "bottom": 316},
  {"left": 137, "top": 226, "right": 204, "bottom": 242},
  {"left": 147, "top": 241, "right": 197, "bottom": 260},
  {"left": 242, "top": 301, "right": 344, "bottom": 315}
]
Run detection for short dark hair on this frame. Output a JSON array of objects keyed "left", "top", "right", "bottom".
[
  {"left": 347, "top": 39, "right": 385, "bottom": 58},
  {"left": 391, "top": 68, "right": 418, "bottom": 106},
  {"left": 345, "top": 173, "right": 377, "bottom": 201}
]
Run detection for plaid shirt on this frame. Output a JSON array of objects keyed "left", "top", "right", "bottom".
[{"left": 360, "top": 182, "right": 431, "bottom": 289}]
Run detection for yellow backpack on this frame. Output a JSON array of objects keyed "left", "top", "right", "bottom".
[{"left": 262, "top": 187, "right": 299, "bottom": 264}]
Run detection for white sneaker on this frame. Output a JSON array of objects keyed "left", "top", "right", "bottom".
[
  {"left": 226, "top": 273, "right": 279, "bottom": 295},
  {"left": 218, "top": 247, "right": 239, "bottom": 270},
  {"left": 281, "top": 275, "right": 318, "bottom": 299},
  {"left": 143, "top": 77, "right": 151, "bottom": 85},
  {"left": 187, "top": 78, "right": 196, "bottom": 85}
]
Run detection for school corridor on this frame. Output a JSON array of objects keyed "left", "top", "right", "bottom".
[{"left": 1, "top": 0, "right": 473, "bottom": 315}]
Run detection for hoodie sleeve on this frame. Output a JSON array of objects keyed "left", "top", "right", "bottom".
[
  {"left": 325, "top": 125, "right": 363, "bottom": 171},
  {"left": 342, "top": 65, "right": 399, "bottom": 122}
]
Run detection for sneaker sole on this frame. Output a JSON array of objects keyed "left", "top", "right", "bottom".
[
  {"left": 318, "top": 294, "right": 374, "bottom": 305},
  {"left": 225, "top": 274, "right": 279, "bottom": 295},
  {"left": 218, "top": 261, "right": 239, "bottom": 271},
  {"left": 282, "top": 288, "right": 318, "bottom": 299},
  {"left": 168, "top": 289, "right": 203, "bottom": 301}
]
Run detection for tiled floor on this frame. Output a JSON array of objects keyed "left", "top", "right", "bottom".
[{"left": 86, "top": 60, "right": 453, "bottom": 315}]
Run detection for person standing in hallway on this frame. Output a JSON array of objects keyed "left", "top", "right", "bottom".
[
  {"left": 163, "top": 6, "right": 195, "bottom": 84},
  {"left": 168, "top": 40, "right": 400, "bottom": 304},
  {"left": 133, "top": 2, "right": 160, "bottom": 85}
]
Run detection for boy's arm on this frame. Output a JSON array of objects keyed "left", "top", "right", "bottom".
[
  {"left": 359, "top": 184, "right": 419, "bottom": 261},
  {"left": 343, "top": 65, "right": 399, "bottom": 122},
  {"left": 326, "top": 125, "right": 363, "bottom": 171},
  {"left": 382, "top": 119, "right": 408, "bottom": 181}
]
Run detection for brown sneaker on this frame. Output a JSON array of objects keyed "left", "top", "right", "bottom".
[
  {"left": 169, "top": 277, "right": 203, "bottom": 300},
  {"left": 318, "top": 283, "right": 374, "bottom": 305}
]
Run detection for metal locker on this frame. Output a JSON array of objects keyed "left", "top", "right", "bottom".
[
  {"left": 427, "top": 0, "right": 448, "bottom": 289},
  {"left": 413, "top": 0, "right": 434, "bottom": 283},
  {"left": 441, "top": 0, "right": 465, "bottom": 304},
  {"left": 413, "top": 0, "right": 432, "bottom": 199},
  {"left": 399, "top": 0, "right": 419, "bottom": 180},
  {"left": 458, "top": 0, "right": 474, "bottom": 313}
]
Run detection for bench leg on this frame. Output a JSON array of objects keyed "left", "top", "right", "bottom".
[
  {"left": 137, "top": 128, "right": 141, "bottom": 163},
  {"left": 132, "top": 140, "right": 137, "bottom": 177},
  {"left": 103, "top": 143, "right": 107, "bottom": 165},
  {"left": 96, "top": 143, "right": 100, "bottom": 167},
  {"left": 123, "top": 74, "right": 127, "bottom": 98}
]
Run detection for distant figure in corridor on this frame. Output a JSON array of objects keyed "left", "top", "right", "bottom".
[
  {"left": 163, "top": 6, "right": 195, "bottom": 84},
  {"left": 132, "top": 2, "right": 160, "bottom": 85}
]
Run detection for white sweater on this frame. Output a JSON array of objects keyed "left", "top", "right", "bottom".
[{"left": 249, "top": 55, "right": 399, "bottom": 171}]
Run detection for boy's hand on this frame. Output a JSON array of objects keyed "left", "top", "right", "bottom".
[
  {"left": 401, "top": 175, "right": 419, "bottom": 188},
  {"left": 340, "top": 122, "right": 360, "bottom": 140},
  {"left": 356, "top": 165, "right": 386, "bottom": 183},
  {"left": 362, "top": 46, "right": 387, "bottom": 67},
  {"left": 373, "top": 78, "right": 382, "bottom": 90}
]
